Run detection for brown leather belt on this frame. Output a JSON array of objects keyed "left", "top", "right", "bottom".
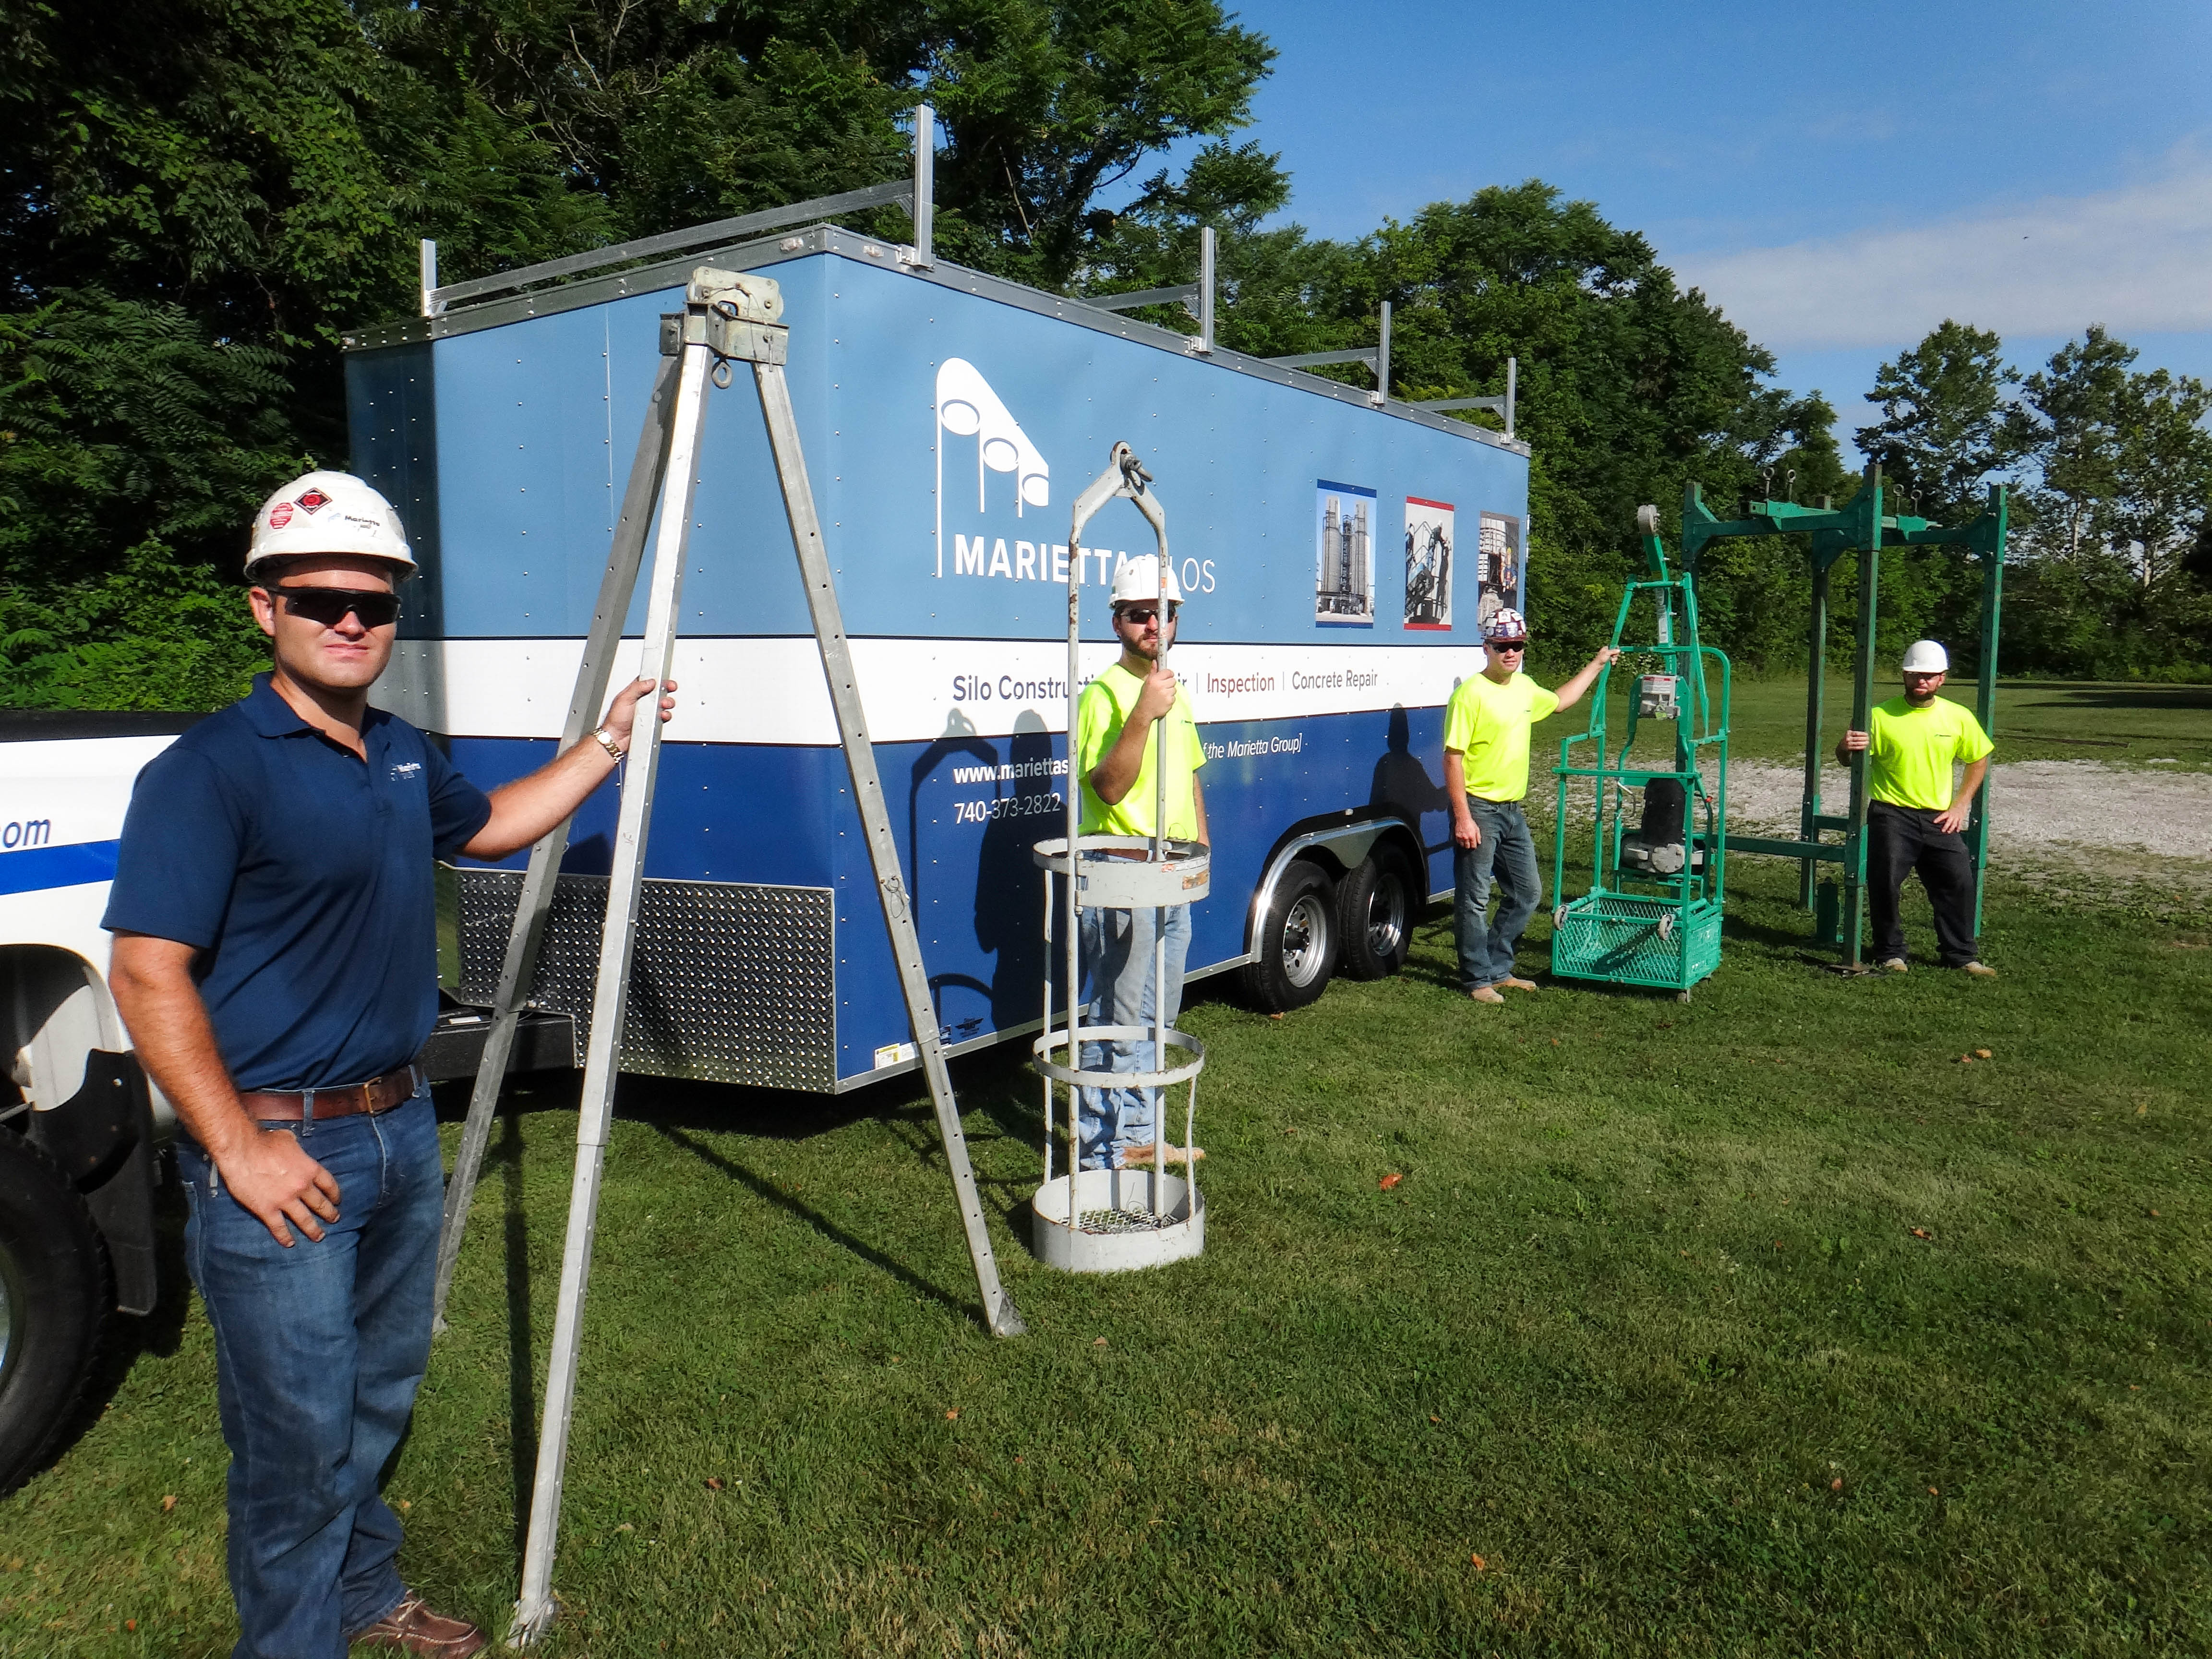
[{"left": 240, "top": 1066, "right": 420, "bottom": 1123}]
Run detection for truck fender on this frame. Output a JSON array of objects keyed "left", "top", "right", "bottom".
[{"left": 4, "top": 946, "right": 161, "bottom": 1316}]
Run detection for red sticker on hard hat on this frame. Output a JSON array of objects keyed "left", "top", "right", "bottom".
[
  {"left": 268, "top": 501, "right": 295, "bottom": 529},
  {"left": 296, "top": 488, "right": 330, "bottom": 513}
]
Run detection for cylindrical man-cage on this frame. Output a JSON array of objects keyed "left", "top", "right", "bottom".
[{"left": 1029, "top": 446, "right": 1208, "bottom": 1272}]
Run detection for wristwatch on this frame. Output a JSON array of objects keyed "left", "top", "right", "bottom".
[{"left": 590, "top": 726, "right": 625, "bottom": 761}]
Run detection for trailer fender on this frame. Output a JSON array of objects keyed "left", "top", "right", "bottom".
[{"left": 1244, "top": 814, "right": 1421, "bottom": 959}]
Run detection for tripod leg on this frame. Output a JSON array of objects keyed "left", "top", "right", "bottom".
[
  {"left": 432, "top": 352, "right": 681, "bottom": 1332},
  {"left": 753, "top": 359, "right": 1025, "bottom": 1339},
  {"left": 510, "top": 342, "right": 714, "bottom": 1647}
]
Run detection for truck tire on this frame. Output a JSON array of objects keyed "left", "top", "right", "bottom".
[
  {"left": 1244, "top": 860, "right": 1339, "bottom": 1013},
  {"left": 1336, "top": 847, "right": 1416, "bottom": 981},
  {"left": 0, "top": 1130, "right": 110, "bottom": 1493}
]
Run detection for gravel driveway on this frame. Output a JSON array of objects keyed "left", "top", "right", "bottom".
[{"left": 1725, "top": 759, "right": 2212, "bottom": 863}]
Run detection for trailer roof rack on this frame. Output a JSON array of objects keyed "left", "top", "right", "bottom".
[{"left": 357, "top": 105, "right": 1527, "bottom": 455}]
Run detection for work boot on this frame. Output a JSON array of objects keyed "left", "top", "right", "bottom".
[
  {"left": 1877, "top": 957, "right": 1909, "bottom": 974},
  {"left": 1467, "top": 985, "right": 1505, "bottom": 1005},
  {"left": 351, "top": 1593, "right": 488, "bottom": 1658},
  {"left": 1960, "top": 961, "right": 1997, "bottom": 978},
  {"left": 1496, "top": 975, "right": 1539, "bottom": 992}
]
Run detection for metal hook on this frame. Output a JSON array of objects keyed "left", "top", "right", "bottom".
[{"left": 711, "top": 359, "right": 733, "bottom": 389}]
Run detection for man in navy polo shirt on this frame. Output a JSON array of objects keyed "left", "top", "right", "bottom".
[{"left": 105, "top": 470, "right": 673, "bottom": 1659}]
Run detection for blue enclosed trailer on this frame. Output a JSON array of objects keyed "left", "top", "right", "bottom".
[{"left": 343, "top": 222, "right": 1530, "bottom": 1094}]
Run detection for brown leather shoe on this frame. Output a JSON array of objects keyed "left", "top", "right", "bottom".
[
  {"left": 351, "top": 1592, "right": 487, "bottom": 1657},
  {"left": 1495, "top": 975, "right": 1539, "bottom": 992}
]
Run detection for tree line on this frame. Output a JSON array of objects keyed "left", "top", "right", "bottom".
[{"left": 4, "top": 0, "right": 2207, "bottom": 709}]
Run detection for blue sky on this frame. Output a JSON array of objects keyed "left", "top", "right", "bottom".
[{"left": 1184, "top": 0, "right": 2212, "bottom": 458}]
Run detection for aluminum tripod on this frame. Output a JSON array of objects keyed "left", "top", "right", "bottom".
[{"left": 414, "top": 266, "right": 1022, "bottom": 1646}]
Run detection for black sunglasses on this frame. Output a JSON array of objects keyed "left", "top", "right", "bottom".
[
  {"left": 271, "top": 586, "right": 402, "bottom": 629},
  {"left": 1489, "top": 637, "right": 1529, "bottom": 650},
  {"left": 1117, "top": 604, "right": 1178, "bottom": 625}
]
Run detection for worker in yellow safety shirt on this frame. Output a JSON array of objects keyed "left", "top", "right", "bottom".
[
  {"left": 1443, "top": 608, "right": 1619, "bottom": 1003},
  {"left": 1836, "top": 638, "right": 1996, "bottom": 976},
  {"left": 1072, "top": 558, "right": 1209, "bottom": 1170}
]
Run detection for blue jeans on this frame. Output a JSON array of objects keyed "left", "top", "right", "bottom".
[
  {"left": 1455, "top": 795, "right": 1542, "bottom": 989},
  {"left": 1077, "top": 902, "right": 1192, "bottom": 1169},
  {"left": 175, "top": 1084, "right": 443, "bottom": 1659}
]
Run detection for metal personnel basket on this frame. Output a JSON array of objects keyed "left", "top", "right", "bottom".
[
  {"left": 1551, "top": 892, "right": 1722, "bottom": 991},
  {"left": 1027, "top": 446, "right": 1209, "bottom": 1273},
  {"left": 1550, "top": 505, "right": 1731, "bottom": 1000}
]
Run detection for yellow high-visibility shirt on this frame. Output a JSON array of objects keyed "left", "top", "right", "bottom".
[
  {"left": 1442, "top": 670, "right": 1560, "bottom": 803},
  {"left": 1865, "top": 695, "right": 1993, "bottom": 810},
  {"left": 1076, "top": 661, "right": 1205, "bottom": 840}
]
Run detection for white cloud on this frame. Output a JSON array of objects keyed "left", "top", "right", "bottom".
[{"left": 1673, "top": 153, "right": 2212, "bottom": 350}]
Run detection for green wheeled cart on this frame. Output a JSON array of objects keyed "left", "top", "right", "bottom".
[{"left": 1550, "top": 506, "right": 1731, "bottom": 1000}]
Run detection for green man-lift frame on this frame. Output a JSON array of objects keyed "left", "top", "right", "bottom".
[
  {"left": 1677, "top": 466, "right": 2009, "bottom": 968},
  {"left": 1550, "top": 505, "right": 1732, "bottom": 999}
]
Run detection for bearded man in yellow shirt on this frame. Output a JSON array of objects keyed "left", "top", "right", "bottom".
[
  {"left": 1836, "top": 639, "right": 1996, "bottom": 976},
  {"left": 1072, "top": 560, "right": 1209, "bottom": 1169},
  {"left": 1443, "top": 610, "right": 1619, "bottom": 1003}
]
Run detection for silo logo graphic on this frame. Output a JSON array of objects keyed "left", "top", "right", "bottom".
[{"left": 935, "top": 358, "right": 1049, "bottom": 577}]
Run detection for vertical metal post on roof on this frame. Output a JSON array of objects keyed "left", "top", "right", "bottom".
[
  {"left": 911, "top": 103, "right": 936, "bottom": 270},
  {"left": 418, "top": 240, "right": 440, "bottom": 319},
  {"left": 1503, "top": 356, "right": 1517, "bottom": 440},
  {"left": 1198, "top": 226, "right": 1216, "bottom": 354},
  {"left": 1373, "top": 301, "right": 1392, "bottom": 406}
]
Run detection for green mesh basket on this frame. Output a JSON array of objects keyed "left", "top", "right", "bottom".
[{"left": 1549, "top": 892, "right": 1721, "bottom": 991}]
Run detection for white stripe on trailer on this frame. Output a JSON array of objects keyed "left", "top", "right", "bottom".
[{"left": 373, "top": 637, "right": 1487, "bottom": 745}]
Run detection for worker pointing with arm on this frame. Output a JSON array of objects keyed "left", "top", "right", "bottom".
[
  {"left": 1836, "top": 638, "right": 1995, "bottom": 976},
  {"left": 101, "top": 472, "right": 674, "bottom": 1659},
  {"left": 1442, "top": 610, "right": 1619, "bottom": 1004}
]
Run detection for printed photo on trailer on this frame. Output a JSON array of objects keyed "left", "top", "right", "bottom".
[
  {"left": 1476, "top": 512, "right": 1523, "bottom": 630},
  {"left": 1403, "top": 497, "right": 1454, "bottom": 630},
  {"left": 1314, "top": 480, "right": 1376, "bottom": 626}
]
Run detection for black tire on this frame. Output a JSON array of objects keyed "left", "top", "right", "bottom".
[
  {"left": 1336, "top": 846, "right": 1416, "bottom": 981},
  {"left": 1243, "top": 860, "right": 1339, "bottom": 1012},
  {"left": 0, "top": 1130, "right": 110, "bottom": 1493}
]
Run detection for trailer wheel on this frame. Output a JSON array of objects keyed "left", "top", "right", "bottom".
[
  {"left": 1245, "top": 860, "right": 1339, "bottom": 1013},
  {"left": 1336, "top": 847, "right": 1415, "bottom": 981},
  {"left": 0, "top": 1130, "right": 110, "bottom": 1493}
]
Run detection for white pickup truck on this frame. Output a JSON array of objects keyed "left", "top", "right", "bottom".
[{"left": 0, "top": 711, "right": 571, "bottom": 1491}]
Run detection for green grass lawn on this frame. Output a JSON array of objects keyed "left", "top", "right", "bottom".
[{"left": 5, "top": 854, "right": 2208, "bottom": 1656}]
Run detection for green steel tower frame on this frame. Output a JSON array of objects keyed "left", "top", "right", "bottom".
[
  {"left": 1679, "top": 464, "right": 2008, "bottom": 968},
  {"left": 1550, "top": 506, "right": 1732, "bottom": 998}
]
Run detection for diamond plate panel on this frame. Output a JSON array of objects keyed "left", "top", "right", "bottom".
[{"left": 453, "top": 867, "right": 837, "bottom": 1091}]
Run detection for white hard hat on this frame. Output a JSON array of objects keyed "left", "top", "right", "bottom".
[
  {"left": 1110, "top": 557, "right": 1183, "bottom": 606},
  {"left": 1900, "top": 639, "right": 1949, "bottom": 674},
  {"left": 247, "top": 470, "right": 415, "bottom": 578}
]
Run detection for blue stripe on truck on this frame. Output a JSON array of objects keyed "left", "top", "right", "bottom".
[{"left": 0, "top": 839, "right": 120, "bottom": 896}]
